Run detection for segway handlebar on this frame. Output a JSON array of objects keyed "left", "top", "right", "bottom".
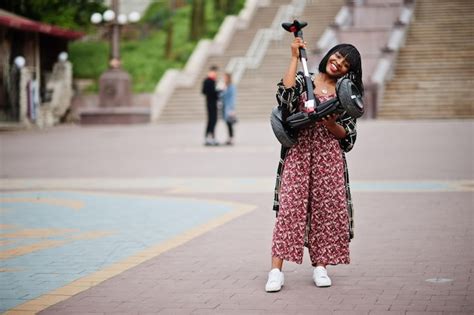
[{"left": 282, "top": 20, "right": 316, "bottom": 112}]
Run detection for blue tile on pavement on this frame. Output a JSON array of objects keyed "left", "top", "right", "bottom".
[{"left": 0, "top": 191, "right": 238, "bottom": 312}]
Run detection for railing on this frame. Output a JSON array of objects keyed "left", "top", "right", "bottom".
[
  {"left": 370, "top": 1, "right": 415, "bottom": 117},
  {"left": 225, "top": 0, "right": 307, "bottom": 84},
  {"left": 315, "top": 0, "right": 416, "bottom": 118}
]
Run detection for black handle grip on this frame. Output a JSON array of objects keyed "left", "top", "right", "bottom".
[{"left": 303, "top": 76, "right": 315, "bottom": 101}]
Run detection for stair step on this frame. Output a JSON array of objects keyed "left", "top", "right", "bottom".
[
  {"left": 158, "top": 0, "right": 473, "bottom": 122},
  {"left": 378, "top": 0, "right": 473, "bottom": 119}
]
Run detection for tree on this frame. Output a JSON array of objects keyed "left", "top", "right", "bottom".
[
  {"left": 189, "top": 0, "right": 205, "bottom": 41},
  {"left": 213, "top": 0, "right": 237, "bottom": 16},
  {"left": 0, "top": 0, "right": 105, "bottom": 30},
  {"left": 165, "top": 0, "right": 175, "bottom": 59}
]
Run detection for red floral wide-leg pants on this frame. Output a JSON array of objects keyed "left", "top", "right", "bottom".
[{"left": 271, "top": 123, "right": 350, "bottom": 265}]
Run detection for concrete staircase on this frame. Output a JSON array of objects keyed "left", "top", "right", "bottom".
[
  {"left": 378, "top": 0, "right": 474, "bottom": 119},
  {"left": 237, "top": 0, "right": 344, "bottom": 119},
  {"left": 158, "top": 0, "right": 344, "bottom": 123}
]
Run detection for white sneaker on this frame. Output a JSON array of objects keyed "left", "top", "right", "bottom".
[
  {"left": 313, "top": 266, "right": 332, "bottom": 287},
  {"left": 265, "top": 268, "right": 284, "bottom": 292}
]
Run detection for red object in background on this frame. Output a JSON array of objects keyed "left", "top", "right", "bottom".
[{"left": 0, "top": 10, "right": 84, "bottom": 39}]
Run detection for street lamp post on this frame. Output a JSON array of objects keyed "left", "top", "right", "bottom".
[{"left": 91, "top": 0, "right": 140, "bottom": 108}]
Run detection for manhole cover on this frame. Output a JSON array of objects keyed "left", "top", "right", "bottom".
[{"left": 425, "top": 278, "right": 453, "bottom": 283}]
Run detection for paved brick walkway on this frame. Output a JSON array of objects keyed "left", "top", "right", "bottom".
[{"left": 0, "top": 119, "right": 473, "bottom": 314}]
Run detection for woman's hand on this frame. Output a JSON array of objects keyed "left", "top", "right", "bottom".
[
  {"left": 320, "top": 114, "right": 347, "bottom": 139},
  {"left": 283, "top": 37, "right": 307, "bottom": 88},
  {"left": 291, "top": 37, "right": 306, "bottom": 58},
  {"left": 319, "top": 113, "right": 339, "bottom": 127}
]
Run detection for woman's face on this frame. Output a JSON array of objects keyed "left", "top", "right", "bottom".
[{"left": 326, "top": 52, "right": 350, "bottom": 78}]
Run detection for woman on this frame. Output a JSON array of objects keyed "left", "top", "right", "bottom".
[
  {"left": 265, "top": 40, "right": 364, "bottom": 292},
  {"left": 221, "top": 72, "right": 237, "bottom": 145}
]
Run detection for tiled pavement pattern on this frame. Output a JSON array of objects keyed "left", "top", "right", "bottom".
[
  {"left": 0, "top": 191, "right": 255, "bottom": 312},
  {"left": 0, "top": 120, "right": 473, "bottom": 314}
]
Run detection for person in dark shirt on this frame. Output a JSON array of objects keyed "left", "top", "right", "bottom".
[{"left": 202, "top": 65, "right": 219, "bottom": 146}]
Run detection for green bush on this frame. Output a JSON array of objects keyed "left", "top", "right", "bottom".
[{"left": 69, "top": 41, "right": 108, "bottom": 78}]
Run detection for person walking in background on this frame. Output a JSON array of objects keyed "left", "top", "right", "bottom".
[
  {"left": 202, "top": 65, "right": 219, "bottom": 146},
  {"left": 265, "top": 39, "right": 364, "bottom": 292},
  {"left": 221, "top": 72, "right": 237, "bottom": 145}
]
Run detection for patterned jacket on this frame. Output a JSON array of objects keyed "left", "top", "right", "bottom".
[{"left": 272, "top": 72, "right": 357, "bottom": 239}]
